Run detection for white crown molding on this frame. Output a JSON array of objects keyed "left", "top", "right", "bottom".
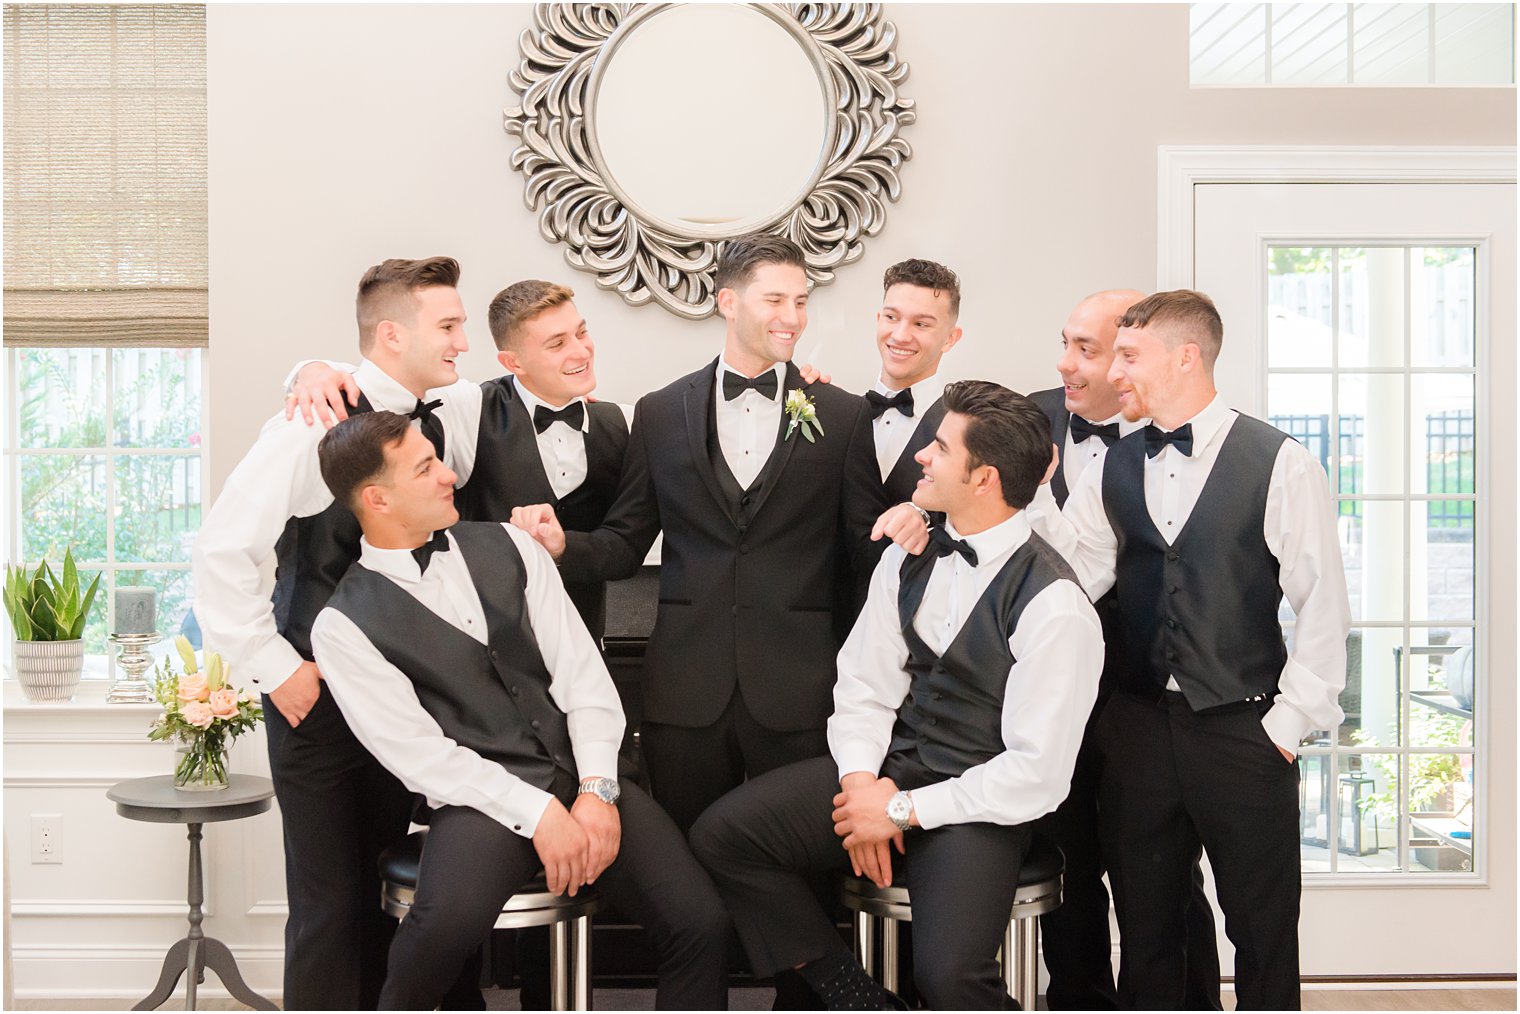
[{"left": 1156, "top": 145, "right": 1518, "bottom": 288}]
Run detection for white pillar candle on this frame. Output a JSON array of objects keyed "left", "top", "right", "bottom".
[{"left": 114, "top": 586, "right": 157, "bottom": 636}]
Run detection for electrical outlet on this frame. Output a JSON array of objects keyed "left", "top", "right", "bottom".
[{"left": 31, "top": 814, "right": 61, "bottom": 864}]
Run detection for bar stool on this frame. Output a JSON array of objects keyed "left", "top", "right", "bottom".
[
  {"left": 378, "top": 830, "right": 601, "bottom": 1011},
  {"left": 838, "top": 834, "right": 1064, "bottom": 1011}
]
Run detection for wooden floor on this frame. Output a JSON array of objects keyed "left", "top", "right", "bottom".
[{"left": 13, "top": 986, "right": 1517, "bottom": 1010}]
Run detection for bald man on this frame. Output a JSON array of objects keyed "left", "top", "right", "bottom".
[{"left": 1027, "top": 290, "right": 1222, "bottom": 1011}]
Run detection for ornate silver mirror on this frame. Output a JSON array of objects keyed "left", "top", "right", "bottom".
[{"left": 504, "top": 3, "right": 915, "bottom": 320}]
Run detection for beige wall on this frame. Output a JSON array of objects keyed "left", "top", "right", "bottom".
[{"left": 206, "top": 2, "right": 1515, "bottom": 489}]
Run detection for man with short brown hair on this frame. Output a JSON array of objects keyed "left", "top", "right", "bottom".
[
  {"left": 1032, "top": 289, "right": 1350, "bottom": 1010},
  {"left": 193, "top": 256, "right": 471, "bottom": 1009}
]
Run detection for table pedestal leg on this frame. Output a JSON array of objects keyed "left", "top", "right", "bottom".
[{"left": 132, "top": 822, "right": 277, "bottom": 1011}]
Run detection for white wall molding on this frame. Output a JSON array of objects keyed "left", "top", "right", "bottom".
[
  {"left": 13, "top": 943, "right": 284, "bottom": 1001},
  {"left": 1155, "top": 145, "right": 1517, "bottom": 289},
  {"left": 11, "top": 899, "right": 195, "bottom": 917}
]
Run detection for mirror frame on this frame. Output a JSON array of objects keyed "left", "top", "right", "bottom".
[{"left": 504, "top": 3, "right": 916, "bottom": 320}]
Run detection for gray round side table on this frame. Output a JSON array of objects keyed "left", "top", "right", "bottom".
[{"left": 107, "top": 774, "right": 279, "bottom": 1011}]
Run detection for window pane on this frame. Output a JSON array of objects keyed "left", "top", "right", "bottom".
[
  {"left": 1338, "top": 375, "right": 1404, "bottom": 494},
  {"left": 1341, "top": 500, "right": 1403, "bottom": 622},
  {"left": 1267, "top": 247, "right": 1334, "bottom": 366},
  {"left": 20, "top": 454, "right": 107, "bottom": 562},
  {"left": 1412, "top": 374, "right": 1474, "bottom": 497},
  {"left": 1268, "top": 373, "right": 1333, "bottom": 453},
  {"left": 1433, "top": 4, "right": 1514, "bottom": 84},
  {"left": 1338, "top": 248, "right": 1405, "bottom": 368},
  {"left": 112, "top": 348, "right": 203, "bottom": 449},
  {"left": 1407, "top": 629, "right": 1475, "bottom": 746},
  {"left": 14, "top": 347, "right": 108, "bottom": 449},
  {"left": 1190, "top": 3, "right": 1268, "bottom": 84},
  {"left": 1353, "top": 3, "right": 1430, "bottom": 84},
  {"left": 1407, "top": 753, "right": 1475, "bottom": 873},
  {"left": 1298, "top": 749, "right": 1335, "bottom": 872},
  {"left": 1411, "top": 248, "right": 1475, "bottom": 367},
  {"left": 1271, "top": 4, "right": 1349, "bottom": 84},
  {"left": 1413, "top": 501, "right": 1474, "bottom": 623},
  {"left": 1338, "top": 754, "right": 1398, "bottom": 868},
  {"left": 1346, "top": 626, "right": 1403, "bottom": 748},
  {"left": 113, "top": 454, "right": 201, "bottom": 563}
]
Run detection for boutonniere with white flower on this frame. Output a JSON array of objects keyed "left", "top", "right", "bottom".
[{"left": 784, "top": 389, "right": 825, "bottom": 443}]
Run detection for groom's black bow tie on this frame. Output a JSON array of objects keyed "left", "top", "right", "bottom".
[
  {"left": 408, "top": 398, "right": 446, "bottom": 458},
  {"left": 928, "top": 526, "right": 978, "bottom": 568},
  {"left": 865, "top": 388, "right": 914, "bottom": 420},
  {"left": 411, "top": 530, "right": 451, "bottom": 576},
  {"left": 533, "top": 401, "right": 585, "bottom": 434},
  {"left": 1070, "top": 415, "right": 1121, "bottom": 447},
  {"left": 722, "top": 370, "right": 779, "bottom": 401},
  {"left": 1144, "top": 423, "right": 1194, "bottom": 458}
]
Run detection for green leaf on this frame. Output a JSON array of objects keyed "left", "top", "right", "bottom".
[
  {"left": 61, "top": 549, "right": 78, "bottom": 599},
  {"left": 68, "top": 571, "right": 101, "bottom": 640}
]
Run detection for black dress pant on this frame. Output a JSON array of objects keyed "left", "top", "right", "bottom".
[
  {"left": 642, "top": 689, "right": 830, "bottom": 835},
  {"left": 690, "top": 756, "right": 1033, "bottom": 1011},
  {"left": 1097, "top": 692, "right": 1302, "bottom": 1011},
  {"left": 263, "top": 683, "right": 414, "bottom": 1010},
  {"left": 1037, "top": 698, "right": 1222, "bottom": 1010},
  {"left": 380, "top": 783, "right": 732, "bottom": 1010}
]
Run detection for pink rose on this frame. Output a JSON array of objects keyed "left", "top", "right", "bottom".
[
  {"left": 209, "top": 687, "right": 239, "bottom": 719},
  {"left": 177, "top": 674, "right": 210, "bottom": 703},
  {"left": 182, "top": 702, "right": 214, "bottom": 729}
]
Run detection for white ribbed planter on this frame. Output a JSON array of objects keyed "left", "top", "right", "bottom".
[{"left": 12, "top": 640, "right": 85, "bottom": 702}]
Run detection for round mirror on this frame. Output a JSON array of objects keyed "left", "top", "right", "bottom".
[{"left": 587, "top": 4, "right": 832, "bottom": 238}]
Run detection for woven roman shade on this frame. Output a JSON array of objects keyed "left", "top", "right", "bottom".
[{"left": 3, "top": 4, "right": 207, "bottom": 348}]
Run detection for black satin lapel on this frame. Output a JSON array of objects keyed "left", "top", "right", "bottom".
[
  {"left": 683, "top": 370, "right": 733, "bottom": 521},
  {"left": 743, "top": 363, "right": 806, "bottom": 521}
]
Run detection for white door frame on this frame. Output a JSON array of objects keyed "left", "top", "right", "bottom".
[{"left": 1156, "top": 146, "right": 1516, "bottom": 290}]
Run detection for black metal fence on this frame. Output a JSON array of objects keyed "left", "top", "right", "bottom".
[{"left": 1269, "top": 412, "right": 1474, "bottom": 529}]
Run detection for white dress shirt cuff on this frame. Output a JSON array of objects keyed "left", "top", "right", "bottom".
[
  {"left": 904, "top": 783, "right": 954, "bottom": 832},
  {"left": 245, "top": 641, "right": 306, "bottom": 694},
  {"left": 571, "top": 744, "right": 621, "bottom": 784},
  {"left": 1262, "top": 698, "right": 1313, "bottom": 754},
  {"left": 833, "top": 748, "right": 888, "bottom": 785}
]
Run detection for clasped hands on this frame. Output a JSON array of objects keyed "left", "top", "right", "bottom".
[
  {"left": 532, "top": 792, "right": 622, "bottom": 896},
  {"left": 833, "top": 772, "right": 907, "bottom": 889}
]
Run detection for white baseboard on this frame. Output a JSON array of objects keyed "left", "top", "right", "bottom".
[{"left": 13, "top": 943, "right": 284, "bottom": 1001}]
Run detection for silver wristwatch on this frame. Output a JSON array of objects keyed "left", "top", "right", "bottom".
[
  {"left": 578, "top": 776, "right": 621, "bottom": 805},
  {"left": 886, "top": 790, "right": 914, "bottom": 832},
  {"left": 908, "top": 504, "right": 931, "bottom": 527}
]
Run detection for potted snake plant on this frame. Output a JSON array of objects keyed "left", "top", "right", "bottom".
[{"left": 4, "top": 549, "right": 101, "bottom": 701}]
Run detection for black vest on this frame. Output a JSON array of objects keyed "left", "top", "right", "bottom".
[
  {"left": 270, "top": 393, "right": 375, "bottom": 660},
  {"left": 882, "top": 532, "right": 1078, "bottom": 789},
  {"left": 705, "top": 381, "right": 781, "bottom": 530},
  {"left": 453, "top": 378, "right": 628, "bottom": 639},
  {"left": 880, "top": 397, "right": 948, "bottom": 505},
  {"left": 1030, "top": 388, "right": 1121, "bottom": 696},
  {"left": 326, "top": 522, "right": 578, "bottom": 798},
  {"left": 1101, "top": 414, "right": 1290, "bottom": 710}
]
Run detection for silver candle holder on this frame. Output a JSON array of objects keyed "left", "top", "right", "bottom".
[{"left": 107, "top": 631, "right": 161, "bottom": 704}]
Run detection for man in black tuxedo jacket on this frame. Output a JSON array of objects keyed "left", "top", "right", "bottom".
[
  {"left": 516, "top": 234, "right": 888, "bottom": 835},
  {"left": 1026, "top": 290, "right": 1223, "bottom": 1010}
]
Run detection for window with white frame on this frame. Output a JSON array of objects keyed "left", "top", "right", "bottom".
[
  {"left": 3, "top": 5, "right": 207, "bottom": 677},
  {"left": 1266, "top": 245, "right": 1478, "bottom": 875},
  {"left": 1190, "top": 4, "right": 1515, "bottom": 86}
]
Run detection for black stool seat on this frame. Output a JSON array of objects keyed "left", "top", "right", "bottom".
[
  {"left": 837, "top": 832, "right": 1065, "bottom": 1010},
  {"left": 379, "top": 830, "right": 600, "bottom": 926}
]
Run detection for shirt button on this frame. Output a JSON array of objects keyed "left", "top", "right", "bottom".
[{"left": 513, "top": 824, "right": 522, "bottom": 831}]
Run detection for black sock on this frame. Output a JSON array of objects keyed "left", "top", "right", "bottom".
[{"left": 797, "top": 951, "right": 905, "bottom": 1011}]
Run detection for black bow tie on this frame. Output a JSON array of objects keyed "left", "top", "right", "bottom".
[
  {"left": 408, "top": 398, "right": 446, "bottom": 458},
  {"left": 533, "top": 401, "right": 585, "bottom": 434},
  {"left": 928, "top": 526, "right": 978, "bottom": 567},
  {"left": 865, "top": 388, "right": 914, "bottom": 420},
  {"left": 1070, "top": 415, "right": 1121, "bottom": 447},
  {"left": 411, "top": 530, "right": 450, "bottom": 575},
  {"left": 1144, "top": 423, "right": 1194, "bottom": 458},
  {"left": 722, "top": 370, "right": 779, "bottom": 401}
]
